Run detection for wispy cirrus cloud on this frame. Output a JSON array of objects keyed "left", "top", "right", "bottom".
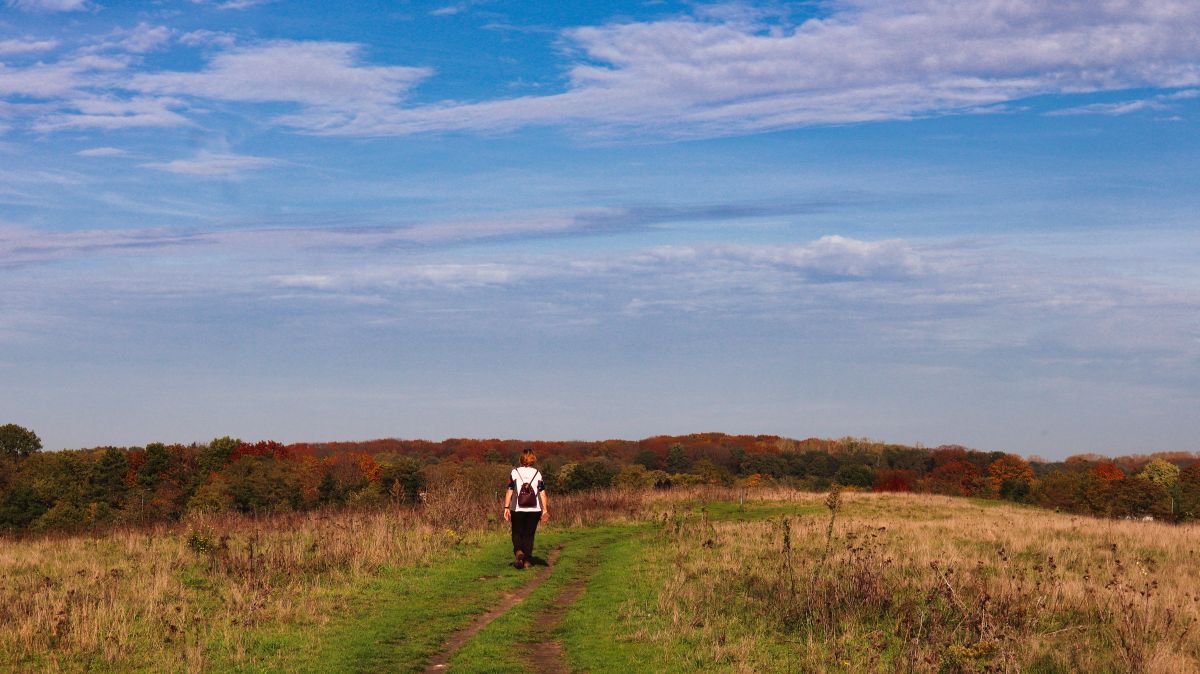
[
  {"left": 34, "top": 95, "right": 190, "bottom": 131},
  {"left": 76, "top": 146, "right": 129, "bottom": 157},
  {"left": 86, "top": 23, "right": 173, "bottom": 54},
  {"left": 5, "top": 0, "right": 88, "bottom": 11},
  {"left": 0, "top": 38, "right": 59, "bottom": 55},
  {"left": 0, "top": 224, "right": 209, "bottom": 267},
  {"left": 0, "top": 54, "right": 129, "bottom": 99},
  {"left": 1047, "top": 89, "right": 1200, "bottom": 116},
  {"left": 188, "top": 0, "right": 275, "bottom": 10},
  {"left": 290, "top": 0, "right": 1200, "bottom": 137},
  {"left": 0, "top": 198, "right": 843, "bottom": 267},
  {"left": 140, "top": 151, "right": 280, "bottom": 177},
  {"left": 178, "top": 30, "right": 237, "bottom": 48},
  {"left": 17, "top": 222, "right": 1187, "bottom": 370}
]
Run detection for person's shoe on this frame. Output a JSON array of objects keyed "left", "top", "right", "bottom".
[
  {"left": 515, "top": 550, "right": 525, "bottom": 569},
  {"left": 522, "top": 559, "right": 532, "bottom": 569}
]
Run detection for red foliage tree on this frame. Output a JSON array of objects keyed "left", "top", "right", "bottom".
[
  {"left": 930, "top": 446, "right": 969, "bottom": 467},
  {"left": 873, "top": 469, "right": 916, "bottom": 492},
  {"left": 1089, "top": 461, "right": 1125, "bottom": 482},
  {"left": 926, "top": 460, "right": 980, "bottom": 496}
]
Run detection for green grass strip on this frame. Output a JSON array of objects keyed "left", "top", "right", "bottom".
[
  {"left": 447, "top": 525, "right": 634, "bottom": 673},
  {"left": 217, "top": 531, "right": 550, "bottom": 673}
]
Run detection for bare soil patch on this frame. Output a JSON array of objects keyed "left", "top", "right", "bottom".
[
  {"left": 525, "top": 579, "right": 588, "bottom": 674},
  {"left": 422, "top": 546, "right": 563, "bottom": 673}
]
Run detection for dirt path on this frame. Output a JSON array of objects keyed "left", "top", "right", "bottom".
[
  {"left": 524, "top": 578, "right": 588, "bottom": 674},
  {"left": 423, "top": 546, "right": 564, "bottom": 673}
]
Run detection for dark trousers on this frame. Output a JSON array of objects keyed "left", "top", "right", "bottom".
[{"left": 510, "top": 510, "right": 541, "bottom": 560}]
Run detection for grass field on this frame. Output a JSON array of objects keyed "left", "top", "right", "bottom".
[{"left": 2, "top": 488, "right": 1198, "bottom": 673}]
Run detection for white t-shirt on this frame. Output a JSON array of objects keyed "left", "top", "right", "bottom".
[{"left": 510, "top": 466, "right": 544, "bottom": 512}]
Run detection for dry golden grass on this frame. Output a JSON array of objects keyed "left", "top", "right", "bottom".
[
  {"left": 5, "top": 487, "right": 1197, "bottom": 673},
  {"left": 0, "top": 485, "right": 646, "bottom": 673},
  {"left": 0, "top": 504, "right": 459, "bottom": 672},
  {"left": 651, "top": 490, "right": 1200, "bottom": 673}
]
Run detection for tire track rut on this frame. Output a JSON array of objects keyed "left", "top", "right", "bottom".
[{"left": 423, "top": 546, "right": 563, "bottom": 673}]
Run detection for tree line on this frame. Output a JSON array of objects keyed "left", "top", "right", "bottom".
[{"left": 2, "top": 424, "right": 1198, "bottom": 536}]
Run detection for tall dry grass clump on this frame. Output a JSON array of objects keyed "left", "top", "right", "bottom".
[
  {"left": 0, "top": 503, "right": 458, "bottom": 672},
  {"left": 0, "top": 479, "right": 647, "bottom": 673},
  {"left": 654, "top": 491, "right": 1200, "bottom": 673}
]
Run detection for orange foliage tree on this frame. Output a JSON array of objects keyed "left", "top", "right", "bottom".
[{"left": 987, "top": 454, "right": 1034, "bottom": 491}]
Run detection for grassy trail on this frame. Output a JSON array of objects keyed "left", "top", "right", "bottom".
[
  {"left": 226, "top": 520, "right": 659, "bottom": 673},
  {"left": 231, "top": 500, "right": 822, "bottom": 673}
]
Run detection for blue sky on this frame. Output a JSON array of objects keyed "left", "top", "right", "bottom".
[{"left": 2, "top": 0, "right": 1198, "bottom": 457}]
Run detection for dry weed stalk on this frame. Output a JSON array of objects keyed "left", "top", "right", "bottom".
[{"left": 655, "top": 491, "right": 1200, "bottom": 673}]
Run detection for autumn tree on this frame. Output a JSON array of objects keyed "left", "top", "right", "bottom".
[
  {"left": 926, "top": 460, "right": 980, "bottom": 496},
  {"left": 1089, "top": 461, "right": 1125, "bottom": 482},
  {"left": 694, "top": 459, "right": 735, "bottom": 487},
  {"left": 379, "top": 455, "right": 424, "bottom": 503},
  {"left": 615, "top": 463, "right": 654, "bottom": 489},
  {"left": 1178, "top": 464, "right": 1200, "bottom": 520},
  {"left": 1108, "top": 477, "right": 1170, "bottom": 519},
  {"left": 0, "top": 424, "right": 42, "bottom": 459},
  {"left": 873, "top": 468, "right": 916, "bottom": 492},
  {"left": 987, "top": 454, "right": 1034, "bottom": 496},
  {"left": 1138, "top": 459, "right": 1180, "bottom": 489},
  {"left": 1032, "top": 471, "right": 1086, "bottom": 512},
  {"left": 199, "top": 436, "right": 242, "bottom": 473},
  {"left": 562, "top": 458, "right": 619, "bottom": 492},
  {"left": 1136, "top": 459, "right": 1183, "bottom": 518}
]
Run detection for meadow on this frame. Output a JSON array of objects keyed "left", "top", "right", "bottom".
[{"left": 2, "top": 487, "right": 1197, "bottom": 673}]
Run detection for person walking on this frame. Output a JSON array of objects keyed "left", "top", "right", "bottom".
[{"left": 503, "top": 450, "right": 548, "bottom": 569}]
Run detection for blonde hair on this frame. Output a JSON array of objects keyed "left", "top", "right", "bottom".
[{"left": 520, "top": 450, "right": 537, "bottom": 467}]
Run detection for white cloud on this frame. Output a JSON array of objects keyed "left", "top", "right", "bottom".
[
  {"left": 1047, "top": 88, "right": 1200, "bottom": 116},
  {"left": 713, "top": 236, "right": 925, "bottom": 281},
  {"left": 270, "top": 236, "right": 927, "bottom": 293},
  {"left": 130, "top": 41, "right": 431, "bottom": 111},
  {"left": 0, "top": 38, "right": 59, "bottom": 55},
  {"left": 110, "top": 24, "right": 173, "bottom": 54},
  {"left": 178, "top": 30, "right": 237, "bottom": 48},
  {"left": 276, "top": 263, "right": 528, "bottom": 290},
  {"left": 5, "top": 1, "right": 1200, "bottom": 138},
  {"left": 35, "top": 95, "right": 190, "bottom": 131},
  {"left": 0, "top": 224, "right": 205, "bottom": 266},
  {"left": 189, "top": 0, "right": 274, "bottom": 10},
  {"left": 215, "top": 0, "right": 273, "bottom": 9},
  {"left": 296, "top": 0, "right": 1200, "bottom": 137},
  {"left": 140, "top": 151, "right": 279, "bottom": 176},
  {"left": 76, "top": 146, "right": 129, "bottom": 157},
  {"left": 0, "top": 54, "right": 129, "bottom": 99},
  {"left": 5, "top": 222, "right": 1199, "bottom": 372},
  {"left": 5, "top": 0, "right": 88, "bottom": 11}
]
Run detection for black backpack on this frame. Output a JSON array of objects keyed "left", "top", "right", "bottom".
[{"left": 516, "top": 469, "right": 540, "bottom": 509}]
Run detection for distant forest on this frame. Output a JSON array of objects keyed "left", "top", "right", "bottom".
[{"left": 2, "top": 423, "right": 1199, "bottom": 535}]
